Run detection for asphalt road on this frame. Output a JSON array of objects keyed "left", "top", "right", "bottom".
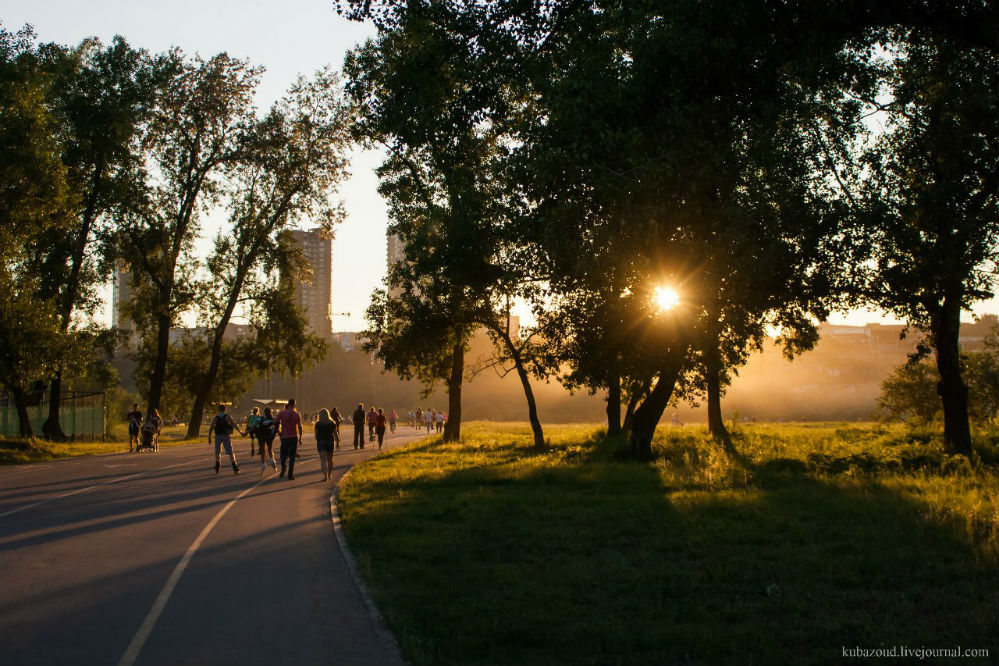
[{"left": 0, "top": 427, "right": 428, "bottom": 666}]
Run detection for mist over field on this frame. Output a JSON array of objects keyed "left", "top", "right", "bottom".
[{"left": 206, "top": 316, "right": 998, "bottom": 425}]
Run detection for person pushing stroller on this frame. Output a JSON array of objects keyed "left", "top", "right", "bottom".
[{"left": 138, "top": 409, "right": 162, "bottom": 453}]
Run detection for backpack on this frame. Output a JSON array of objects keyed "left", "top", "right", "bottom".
[
  {"left": 258, "top": 417, "right": 277, "bottom": 440},
  {"left": 213, "top": 414, "right": 232, "bottom": 436}
]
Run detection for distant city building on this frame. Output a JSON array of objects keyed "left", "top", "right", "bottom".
[
  {"left": 111, "top": 265, "right": 132, "bottom": 330},
  {"left": 386, "top": 232, "right": 405, "bottom": 299},
  {"left": 333, "top": 331, "right": 363, "bottom": 352},
  {"left": 386, "top": 232, "right": 404, "bottom": 268},
  {"left": 287, "top": 228, "right": 333, "bottom": 341},
  {"left": 958, "top": 314, "right": 998, "bottom": 347},
  {"left": 507, "top": 315, "right": 521, "bottom": 341},
  {"left": 816, "top": 317, "right": 995, "bottom": 350}
]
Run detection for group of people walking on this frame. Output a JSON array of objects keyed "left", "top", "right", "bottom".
[
  {"left": 351, "top": 404, "right": 395, "bottom": 450},
  {"left": 205, "top": 400, "right": 422, "bottom": 482},
  {"left": 407, "top": 408, "right": 446, "bottom": 434},
  {"left": 129, "top": 399, "right": 443, "bottom": 482},
  {"left": 206, "top": 400, "right": 336, "bottom": 480}
]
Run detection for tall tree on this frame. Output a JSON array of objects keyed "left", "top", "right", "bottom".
[
  {"left": 504, "top": 1, "right": 856, "bottom": 454},
  {"left": 184, "top": 69, "right": 353, "bottom": 437},
  {"left": 0, "top": 26, "right": 74, "bottom": 437},
  {"left": 852, "top": 31, "right": 999, "bottom": 456},
  {"left": 118, "top": 52, "right": 260, "bottom": 416},
  {"left": 36, "top": 36, "right": 160, "bottom": 439},
  {"left": 347, "top": 11, "right": 548, "bottom": 444},
  {"left": 364, "top": 285, "right": 470, "bottom": 440}
]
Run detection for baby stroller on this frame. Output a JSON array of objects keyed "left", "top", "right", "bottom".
[{"left": 138, "top": 420, "right": 160, "bottom": 453}]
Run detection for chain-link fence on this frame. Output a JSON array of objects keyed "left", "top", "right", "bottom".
[{"left": 0, "top": 391, "right": 105, "bottom": 440}]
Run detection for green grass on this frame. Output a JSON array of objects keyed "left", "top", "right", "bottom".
[
  {"left": 0, "top": 425, "right": 202, "bottom": 465},
  {"left": 339, "top": 421, "right": 999, "bottom": 666}
]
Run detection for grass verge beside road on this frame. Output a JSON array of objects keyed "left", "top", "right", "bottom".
[
  {"left": 339, "top": 421, "right": 999, "bottom": 666},
  {"left": 0, "top": 425, "right": 201, "bottom": 465}
]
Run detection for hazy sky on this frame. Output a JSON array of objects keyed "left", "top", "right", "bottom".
[{"left": 3, "top": 1, "right": 996, "bottom": 330}]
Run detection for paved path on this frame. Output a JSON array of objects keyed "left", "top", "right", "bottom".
[{"left": 0, "top": 428, "right": 426, "bottom": 665}]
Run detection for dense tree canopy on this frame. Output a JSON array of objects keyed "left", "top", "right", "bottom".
[
  {"left": 117, "top": 51, "right": 260, "bottom": 416},
  {"left": 341, "top": 0, "right": 998, "bottom": 456},
  {"left": 0, "top": 26, "right": 75, "bottom": 436}
]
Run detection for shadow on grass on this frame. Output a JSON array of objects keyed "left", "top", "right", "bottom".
[{"left": 344, "top": 433, "right": 998, "bottom": 666}]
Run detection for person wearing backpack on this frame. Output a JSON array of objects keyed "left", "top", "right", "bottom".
[
  {"left": 207, "top": 404, "right": 245, "bottom": 475},
  {"left": 366, "top": 407, "right": 378, "bottom": 443}
]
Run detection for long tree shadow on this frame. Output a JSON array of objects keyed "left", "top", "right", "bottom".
[{"left": 343, "top": 436, "right": 999, "bottom": 666}]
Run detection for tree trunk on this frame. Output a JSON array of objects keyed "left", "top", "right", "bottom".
[
  {"left": 492, "top": 325, "right": 544, "bottom": 449},
  {"left": 706, "top": 342, "right": 728, "bottom": 440},
  {"left": 42, "top": 372, "right": 65, "bottom": 441},
  {"left": 606, "top": 370, "right": 622, "bottom": 436},
  {"left": 187, "top": 272, "right": 248, "bottom": 438},
  {"left": 43, "top": 174, "right": 101, "bottom": 442},
  {"left": 513, "top": 357, "right": 544, "bottom": 449},
  {"left": 11, "top": 385, "right": 34, "bottom": 439},
  {"left": 186, "top": 327, "right": 227, "bottom": 439},
  {"left": 622, "top": 378, "right": 648, "bottom": 432},
  {"left": 442, "top": 340, "right": 464, "bottom": 441},
  {"left": 147, "top": 305, "right": 171, "bottom": 414},
  {"left": 934, "top": 298, "right": 972, "bottom": 456},
  {"left": 629, "top": 361, "right": 683, "bottom": 459}
]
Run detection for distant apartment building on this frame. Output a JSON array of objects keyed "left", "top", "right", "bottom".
[
  {"left": 386, "top": 232, "right": 404, "bottom": 268},
  {"left": 111, "top": 265, "right": 132, "bottom": 330},
  {"left": 333, "top": 331, "right": 363, "bottom": 352},
  {"left": 817, "top": 316, "right": 996, "bottom": 351},
  {"left": 386, "top": 232, "right": 405, "bottom": 299},
  {"left": 287, "top": 228, "right": 334, "bottom": 341},
  {"left": 112, "top": 227, "right": 337, "bottom": 344}
]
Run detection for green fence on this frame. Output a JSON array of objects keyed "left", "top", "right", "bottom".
[{"left": 0, "top": 391, "right": 105, "bottom": 440}]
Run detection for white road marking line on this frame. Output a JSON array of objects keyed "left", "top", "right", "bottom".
[
  {"left": 0, "top": 461, "right": 197, "bottom": 518},
  {"left": 117, "top": 463, "right": 308, "bottom": 666}
]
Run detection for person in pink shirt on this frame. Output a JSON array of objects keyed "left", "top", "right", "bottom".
[{"left": 275, "top": 399, "right": 303, "bottom": 480}]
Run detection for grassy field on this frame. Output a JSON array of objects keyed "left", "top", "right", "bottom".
[
  {"left": 0, "top": 425, "right": 200, "bottom": 465},
  {"left": 339, "top": 421, "right": 999, "bottom": 666}
]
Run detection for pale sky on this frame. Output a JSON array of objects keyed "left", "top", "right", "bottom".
[{"left": 3, "top": 1, "right": 996, "bottom": 331}]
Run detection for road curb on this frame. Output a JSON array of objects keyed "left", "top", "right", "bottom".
[{"left": 329, "top": 467, "right": 408, "bottom": 665}]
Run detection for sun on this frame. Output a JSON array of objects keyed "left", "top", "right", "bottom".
[{"left": 653, "top": 286, "right": 680, "bottom": 311}]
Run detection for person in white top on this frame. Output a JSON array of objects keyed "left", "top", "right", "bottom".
[{"left": 436, "top": 410, "right": 444, "bottom": 433}]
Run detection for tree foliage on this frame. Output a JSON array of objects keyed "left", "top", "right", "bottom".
[
  {"left": 0, "top": 25, "right": 74, "bottom": 436},
  {"left": 340, "top": 0, "right": 998, "bottom": 457},
  {"left": 348, "top": 11, "right": 549, "bottom": 444},
  {"left": 183, "top": 69, "right": 353, "bottom": 436},
  {"left": 878, "top": 328, "right": 999, "bottom": 424},
  {"left": 853, "top": 32, "right": 998, "bottom": 453},
  {"left": 117, "top": 51, "right": 261, "bottom": 415}
]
